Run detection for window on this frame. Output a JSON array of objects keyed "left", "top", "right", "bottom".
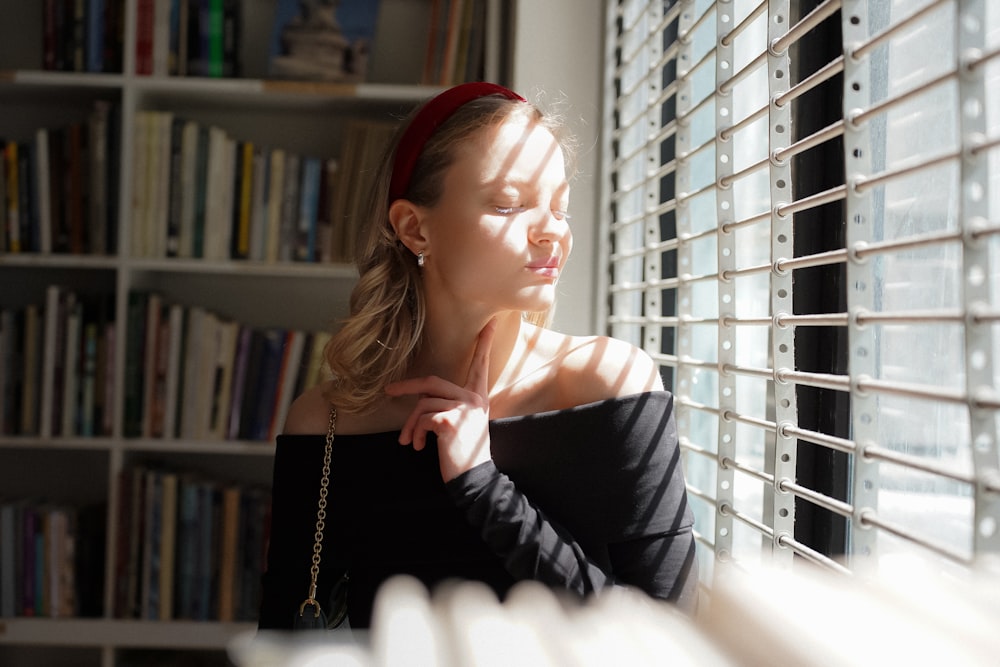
[{"left": 603, "top": 0, "right": 1000, "bottom": 581}]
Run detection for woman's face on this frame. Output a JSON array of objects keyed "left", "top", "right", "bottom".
[{"left": 422, "top": 113, "right": 572, "bottom": 316}]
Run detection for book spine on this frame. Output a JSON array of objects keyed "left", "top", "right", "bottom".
[
  {"left": 296, "top": 157, "right": 320, "bottom": 262},
  {"left": 123, "top": 292, "right": 147, "bottom": 437},
  {"left": 278, "top": 154, "right": 300, "bottom": 263},
  {"left": 34, "top": 129, "right": 52, "bottom": 254},
  {"left": 86, "top": 0, "right": 105, "bottom": 73},
  {"left": 135, "top": 0, "right": 154, "bottom": 75},
  {"left": 43, "top": 0, "right": 59, "bottom": 70},
  {"left": 165, "top": 116, "right": 185, "bottom": 257},
  {"left": 207, "top": 0, "right": 223, "bottom": 77},
  {"left": 4, "top": 142, "right": 20, "bottom": 253},
  {"left": 231, "top": 140, "right": 253, "bottom": 259}
]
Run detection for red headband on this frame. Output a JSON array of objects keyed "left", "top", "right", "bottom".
[{"left": 388, "top": 82, "right": 527, "bottom": 202}]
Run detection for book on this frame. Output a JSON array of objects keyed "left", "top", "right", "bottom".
[
  {"left": 79, "top": 321, "right": 99, "bottom": 437},
  {"left": 165, "top": 115, "right": 185, "bottom": 257},
  {"left": 158, "top": 471, "right": 178, "bottom": 620},
  {"left": 123, "top": 291, "right": 147, "bottom": 437},
  {"left": 269, "top": 329, "right": 306, "bottom": 440},
  {"left": 89, "top": 101, "right": 111, "bottom": 255},
  {"left": 130, "top": 112, "right": 150, "bottom": 256},
  {"left": 34, "top": 128, "right": 52, "bottom": 254},
  {"left": 141, "top": 468, "right": 162, "bottom": 619},
  {"left": 179, "top": 306, "right": 206, "bottom": 440},
  {"left": 203, "top": 126, "right": 233, "bottom": 260},
  {"left": 39, "top": 285, "right": 62, "bottom": 439},
  {"left": 4, "top": 142, "right": 20, "bottom": 253},
  {"left": 0, "top": 501, "right": 18, "bottom": 617},
  {"left": 264, "top": 147, "right": 285, "bottom": 263},
  {"left": 194, "top": 480, "right": 216, "bottom": 620},
  {"left": 177, "top": 119, "right": 199, "bottom": 258},
  {"left": 316, "top": 158, "right": 338, "bottom": 262},
  {"left": 231, "top": 140, "right": 254, "bottom": 259},
  {"left": 207, "top": 0, "right": 224, "bottom": 77},
  {"left": 216, "top": 485, "right": 240, "bottom": 621},
  {"left": 149, "top": 295, "right": 171, "bottom": 438},
  {"left": 268, "top": 0, "right": 382, "bottom": 82},
  {"left": 152, "top": 0, "right": 171, "bottom": 77},
  {"left": 161, "top": 303, "right": 185, "bottom": 439},
  {"left": 208, "top": 318, "right": 239, "bottom": 439},
  {"left": 150, "top": 111, "right": 174, "bottom": 258},
  {"left": 174, "top": 474, "right": 200, "bottom": 619},
  {"left": 86, "top": 0, "right": 106, "bottom": 73},
  {"left": 135, "top": 0, "right": 154, "bottom": 75},
  {"left": 192, "top": 124, "right": 210, "bottom": 257},
  {"left": 226, "top": 325, "right": 253, "bottom": 440},
  {"left": 60, "top": 296, "right": 83, "bottom": 436},
  {"left": 278, "top": 153, "right": 300, "bottom": 262},
  {"left": 249, "top": 146, "right": 268, "bottom": 261},
  {"left": 250, "top": 328, "right": 286, "bottom": 441},
  {"left": 296, "top": 156, "right": 321, "bottom": 262},
  {"left": 20, "top": 305, "right": 41, "bottom": 435}
]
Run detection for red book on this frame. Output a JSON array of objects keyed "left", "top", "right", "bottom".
[{"left": 135, "top": 0, "right": 154, "bottom": 75}]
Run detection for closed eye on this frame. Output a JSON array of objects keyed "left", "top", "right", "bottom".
[
  {"left": 553, "top": 210, "right": 572, "bottom": 221},
  {"left": 494, "top": 206, "right": 526, "bottom": 215}
]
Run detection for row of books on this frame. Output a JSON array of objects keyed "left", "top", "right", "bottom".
[
  {"left": 114, "top": 465, "right": 270, "bottom": 622},
  {"left": 124, "top": 291, "right": 332, "bottom": 442},
  {"left": 0, "top": 500, "right": 105, "bottom": 619},
  {"left": 136, "top": 0, "right": 240, "bottom": 77},
  {"left": 130, "top": 111, "right": 394, "bottom": 263},
  {"left": 422, "top": 0, "right": 489, "bottom": 87},
  {"left": 42, "top": 0, "right": 125, "bottom": 74},
  {"left": 0, "top": 290, "right": 116, "bottom": 438},
  {"left": 0, "top": 101, "right": 120, "bottom": 256}
]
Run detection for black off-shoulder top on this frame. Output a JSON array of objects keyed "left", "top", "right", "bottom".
[{"left": 258, "top": 391, "right": 698, "bottom": 630}]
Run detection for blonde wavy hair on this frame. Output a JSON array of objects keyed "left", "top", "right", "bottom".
[{"left": 323, "top": 92, "right": 574, "bottom": 414}]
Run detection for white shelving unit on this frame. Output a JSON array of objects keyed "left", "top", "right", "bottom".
[{"left": 0, "top": 1, "right": 509, "bottom": 665}]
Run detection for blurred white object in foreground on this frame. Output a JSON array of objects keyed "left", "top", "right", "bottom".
[{"left": 232, "top": 558, "right": 1000, "bottom": 666}]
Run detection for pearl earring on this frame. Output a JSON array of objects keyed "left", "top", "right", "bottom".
[{"left": 417, "top": 251, "right": 425, "bottom": 267}]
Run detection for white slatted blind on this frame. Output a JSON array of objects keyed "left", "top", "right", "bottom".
[{"left": 603, "top": 0, "right": 1000, "bottom": 579}]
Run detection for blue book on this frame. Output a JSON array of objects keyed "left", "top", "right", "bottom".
[
  {"left": 250, "top": 329, "right": 286, "bottom": 442},
  {"left": 86, "top": 0, "right": 105, "bottom": 73},
  {"left": 296, "top": 157, "right": 321, "bottom": 262},
  {"left": 175, "top": 476, "right": 200, "bottom": 619}
]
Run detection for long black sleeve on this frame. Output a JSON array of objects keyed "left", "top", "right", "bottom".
[
  {"left": 449, "top": 391, "right": 698, "bottom": 610},
  {"left": 446, "top": 460, "right": 612, "bottom": 595}
]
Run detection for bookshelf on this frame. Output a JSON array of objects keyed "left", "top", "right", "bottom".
[{"left": 0, "top": 1, "right": 510, "bottom": 666}]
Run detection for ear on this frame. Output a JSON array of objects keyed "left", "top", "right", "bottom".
[{"left": 388, "top": 199, "right": 429, "bottom": 257}]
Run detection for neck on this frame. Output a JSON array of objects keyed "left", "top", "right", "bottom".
[{"left": 410, "top": 309, "right": 523, "bottom": 391}]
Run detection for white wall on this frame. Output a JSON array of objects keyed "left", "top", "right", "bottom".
[{"left": 511, "top": 0, "right": 604, "bottom": 335}]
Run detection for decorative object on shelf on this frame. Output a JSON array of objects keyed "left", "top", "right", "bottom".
[{"left": 268, "top": 0, "right": 382, "bottom": 83}]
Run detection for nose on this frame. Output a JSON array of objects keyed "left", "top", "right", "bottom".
[{"left": 529, "top": 209, "right": 570, "bottom": 246}]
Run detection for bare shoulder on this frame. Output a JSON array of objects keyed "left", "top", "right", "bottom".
[
  {"left": 540, "top": 329, "right": 664, "bottom": 406},
  {"left": 282, "top": 382, "right": 334, "bottom": 435}
]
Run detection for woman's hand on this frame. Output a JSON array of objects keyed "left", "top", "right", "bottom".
[{"left": 385, "top": 319, "right": 497, "bottom": 482}]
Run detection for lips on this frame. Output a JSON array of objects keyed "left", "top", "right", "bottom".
[
  {"left": 527, "top": 256, "right": 561, "bottom": 279},
  {"left": 527, "top": 257, "right": 560, "bottom": 270}
]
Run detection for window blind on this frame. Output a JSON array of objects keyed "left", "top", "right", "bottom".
[{"left": 603, "top": 0, "right": 1000, "bottom": 579}]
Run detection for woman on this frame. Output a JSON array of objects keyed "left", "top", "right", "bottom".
[{"left": 258, "top": 82, "right": 698, "bottom": 631}]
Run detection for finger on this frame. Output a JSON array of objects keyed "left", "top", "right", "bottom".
[
  {"left": 398, "top": 397, "right": 458, "bottom": 445},
  {"left": 385, "top": 375, "right": 463, "bottom": 399},
  {"left": 465, "top": 317, "right": 498, "bottom": 396}
]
